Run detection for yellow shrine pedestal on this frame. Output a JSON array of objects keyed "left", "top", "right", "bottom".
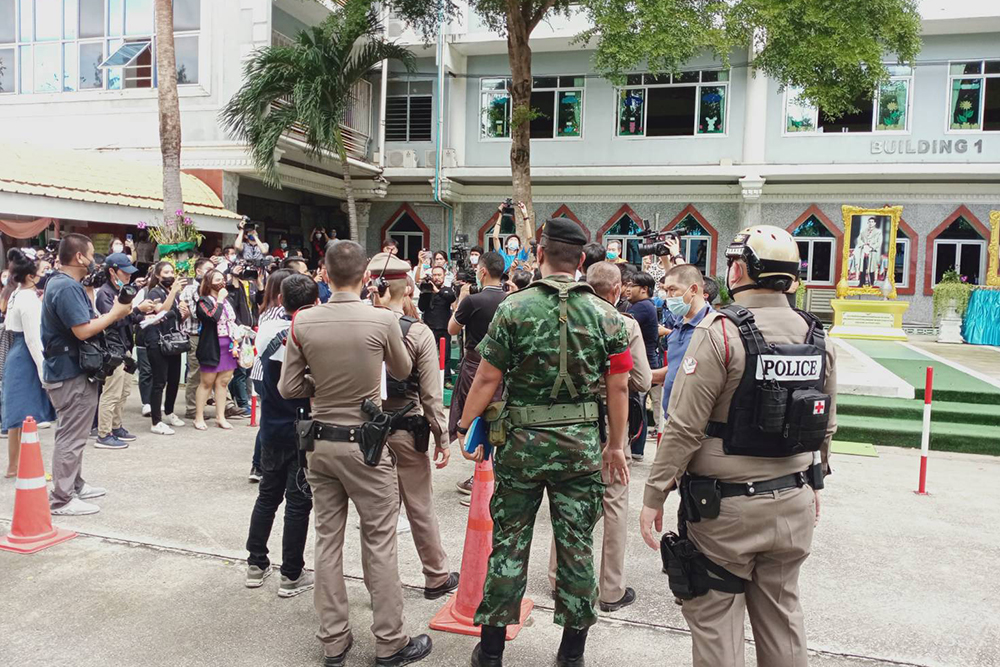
[{"left": 829, "top": 299, "right": 909, "bottom": 341}]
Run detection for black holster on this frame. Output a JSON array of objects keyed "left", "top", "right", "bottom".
[
  {"left": 295, "top": 409, "right": 315, "bottom": 471},
  {"left": 394, "top": 415, "right": 431, "bottom": 453},
  {"left": 597, "top": 399, "right": 608, "bottom": 444},
  {"left": 360, "top": 400, "right": 415, "bottom": 467}
]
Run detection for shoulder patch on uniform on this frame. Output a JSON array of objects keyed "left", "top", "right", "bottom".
[{"left": 683, "top": 357, "right": 698, "bottom": 375}]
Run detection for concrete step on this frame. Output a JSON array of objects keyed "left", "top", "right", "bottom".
[
  {"left": 838, "top": 395, "right": 1000, "bottom": 427},
  {"left": 836, "top": 414, "right": 1000, "bottom": 456}
]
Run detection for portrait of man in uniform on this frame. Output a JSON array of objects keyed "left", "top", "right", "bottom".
[{"left": 847, "top": 214, "right": 890, "bottom": 288}]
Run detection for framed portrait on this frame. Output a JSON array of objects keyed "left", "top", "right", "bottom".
[
  {"left": 839, "top": 206, "right": 903, "bottom": 299},
  {"left": 988, "top": 210, "right": 1000, "bottom": 287}
]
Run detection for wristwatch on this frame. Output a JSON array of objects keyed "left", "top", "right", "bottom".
[
  {"left": 457, "top": 424, "right": 469, "bottom": 436},
  {"left": 672, "top": 254, "right": 684, "bottom": 263}
]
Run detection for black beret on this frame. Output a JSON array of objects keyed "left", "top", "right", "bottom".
[{"left": 541, "top": 217, "right": 587, "bottom": 246}]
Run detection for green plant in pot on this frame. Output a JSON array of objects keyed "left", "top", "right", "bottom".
[{"left": 933, "top": 268, "right": 974, "bottom": 319}]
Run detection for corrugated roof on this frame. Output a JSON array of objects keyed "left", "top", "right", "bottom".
[{"left": 0, "top": 142, "right": 241, "bottom": 220}]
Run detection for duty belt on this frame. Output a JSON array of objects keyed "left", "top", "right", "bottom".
[
  {"left": 507, "top": 401, "right": 599, "bottom": 427},
  {"left": 312, "top": 422, "right": 366, "bottom": 444},
  {"left": 716, "top": 470, "right": 810, "bottom": 498},
  {"left": 704, "top": 421, "right": 727, "bottom": 438}
]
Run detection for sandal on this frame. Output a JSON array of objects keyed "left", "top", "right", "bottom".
[
  {"left": 193, "top": 422, "right": 208, "bottom": 431},
  {"left": 217, "top": 422, "right": 233, "bottom": 430}
]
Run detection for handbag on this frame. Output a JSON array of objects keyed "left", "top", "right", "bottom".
[
  {"left": 158, "top": 322, "right": 191, "bottom": 356},
  {"left": 235, "top": 325, "right": 256, "bottom": 369}
]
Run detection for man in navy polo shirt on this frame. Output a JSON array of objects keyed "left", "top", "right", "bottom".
[
  {"left": 655, "top": 265, "right": 712, "bottom": 423},
  {"left": 42, "top": 234, "right": 133, "bottom": 516}
]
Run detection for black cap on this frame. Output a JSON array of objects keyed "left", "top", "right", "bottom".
[{"left": 541, "top": 218, "right": 587, "bottom": 246}]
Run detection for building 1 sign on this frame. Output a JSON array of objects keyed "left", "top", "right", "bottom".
[{"left": 871, "top": 138, "right": 984, "bottom": 155}]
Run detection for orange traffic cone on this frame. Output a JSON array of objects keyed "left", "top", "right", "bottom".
[
  {"left": 0, "top": 417, "right": 76, "bottom": 554},
  {"left": 429, "top": 458, "right": 533, "bottom": 640}
]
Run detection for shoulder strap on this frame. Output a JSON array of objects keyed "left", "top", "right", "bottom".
[
  {"left": 718, "top": 305, "right": 767, "bottom": 356},
  {"left": 549, "top": 282, "right": 579, "bottom": 401},
  {"left": 793, "top": 308, "right": 826, "bottom": 353},
  {"left": 261, "top": 329, "right": 289, "bottom": 364},
  {"left": 398, "top": 315, "right": 417, "bottom": 339}
]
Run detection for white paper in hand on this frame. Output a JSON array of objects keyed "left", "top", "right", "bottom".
[{"left": 381, "top": 363, "right": 388, "bottom": 400}]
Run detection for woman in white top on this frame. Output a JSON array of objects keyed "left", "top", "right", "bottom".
[{"left": 3, "top": 249, "right": 55, "bottom": 478}]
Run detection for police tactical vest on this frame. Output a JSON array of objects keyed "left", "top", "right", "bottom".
[
  {"left": 708, "top": 305, "right": 831, "bottom": 458},
  {"left": 386, "top": 316, "right": 421, "bottom": 399}
]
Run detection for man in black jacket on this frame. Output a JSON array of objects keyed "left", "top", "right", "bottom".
[
  {"left": 418, "top": 266, "right": 456, "bottom": 386},
  {"left": 226, "top": 264, "right": 260, "bottom": 415},
  {"left": 95, "top": 253, "right": 155, "bottom": 449}
]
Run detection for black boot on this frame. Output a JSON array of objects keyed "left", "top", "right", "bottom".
[
  {"left": 471, "top": 625, "right": 505, "bottom": 666},
  {"left": 556, "top": 627, "right": 589, "bottom": 667}
]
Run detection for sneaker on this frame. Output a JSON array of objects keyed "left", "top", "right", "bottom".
[
  {"left": 77, "top": 483, "right": 107, "bottom": 500},
  {"left": 631, "top": 454, "right": 644, "bottom": 462},
  {"left": 246, "top": 564, "right": 272, "bottom": 588},
  {"left": 248, "top": 467, "right": 263, "bottom": 483},
  {"left": 51, "top": 497, "right": 100, "bottom": 516},
  {"left": 243, "top": 406, "right": 253, "bottom": 418},
  {"left": 456, "top": 476, "right": 473, "bottom": 495},
  {"left": 1, "top": 430, "right": 8, "bottom": 439},
  {"left": 164, "top": 413, "right": 185, "bottom": 427},
  {"left": 459, "top": 496, "right": 471, "bottom": 508},
  {"left": 278, "top": 570, "right": 315, "bottom": 598},
  {"left": 37, "top": 421, "right": 52, "bottom": 429},
  {"left": 397, "top": 512, "right": 411, "bottom": 535},
  {"left": 141, "top": 404, "right": 152, "bottom": 417},
  {"left": 95, "top": 434, "right": 129, "bottom": 450},
  {"left": 89, "top": 427, "right": 98, "bottom": 439},
  {"left": 112, "top": 427, "right": 137, "bottom": 442},
  {"left": 151, "top": 422, "right": 175, "bottom": 436},
  {"left": 226, "top": 405, "right": 246, "bottom": 419}
]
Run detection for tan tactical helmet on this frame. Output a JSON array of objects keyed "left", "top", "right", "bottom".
[{"left": 724, "top": 225, "right": 800, "bottom": 281}]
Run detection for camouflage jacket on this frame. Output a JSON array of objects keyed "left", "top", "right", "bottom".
[{"left": 477, "top": 275, "right": 630, "bottom": 474}]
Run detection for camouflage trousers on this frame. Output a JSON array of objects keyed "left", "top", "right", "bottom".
[{"left": 474, "top": 465, "right": 604, "bottom": 629}]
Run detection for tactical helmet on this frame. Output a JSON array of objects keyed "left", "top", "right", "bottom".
[{"left": 725, "top": 225, "right": 800, "bottom": 282}]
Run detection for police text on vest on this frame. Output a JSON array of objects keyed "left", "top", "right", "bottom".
[{"left": 755, "top": 355, "right": 823, "bottom": 382}]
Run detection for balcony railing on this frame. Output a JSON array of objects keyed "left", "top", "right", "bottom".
[{"left": 271, "top": 79, "right": 373, "bottom": 163}]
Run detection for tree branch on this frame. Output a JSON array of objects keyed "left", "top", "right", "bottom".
[{"left": 527, "top": 0, "right": 558, "bottom": 32}]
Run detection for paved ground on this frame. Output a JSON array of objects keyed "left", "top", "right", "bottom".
[{"left": 2, "top": 389, "right": 999, "bottom": 667}]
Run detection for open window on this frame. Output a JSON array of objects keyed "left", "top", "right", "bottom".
[
  {"left": 616, "top": 70, "right": 729, "bottom": 137},
  {"left": 785, "top": 66, "right": 912, "bottom": 134},
  {"left": 792, "top": 215, "right": 837, "bottom": 285},
  {"left": 100, "top": 39, "right": 152, "bottom": 88},
  {"left": 480, "top": 75, "right": 586, "bottom": 140}
]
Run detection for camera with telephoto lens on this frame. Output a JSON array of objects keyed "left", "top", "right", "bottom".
[
  {"left": 419, "top": 277, "right": 436, "bottom": 293},
  {"left": 637, "top": 224, "right": 680, "bottom": 258},
  {"left": 233, "top": 257, "right": 272, "bottom": 281},
  {"left": 118, "top": 283, "right": 138, "bottom": 305},
  {"left": 79, "top": 333, "right": 124, "bottom": 384},
  {"left": 455, "top": 268, "right": 480, "bottom": 295},
  {"left": 238, "top": 216, "right": 257, "bottom": 232},
  {"left": 81, "top": 261, "right": 109, "bottom": 289},
  {"left": 451, "top": 233, "right": 472, "bottom": 273}
]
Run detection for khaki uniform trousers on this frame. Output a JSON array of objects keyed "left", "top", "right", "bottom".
[
  {"left": 548, "top": 448, "right": 630, "bottom": 604},
  {"left": 306, "top": 440, "right": 408, "bottom": 659},
  {"left": 683, "top": 485, "right": 815, "bottom": 667},
  {"left": 386, "top": 430, "right": 450, "bottom": 589},
  {"left": 649, "top": 384, "right": 663, "bottom": 432},
  {"left": 184, "top": 334, "right": 200, "bottom": 417},
  {"left": 97, "top": 363, "right": 131, "bottom": 437}
]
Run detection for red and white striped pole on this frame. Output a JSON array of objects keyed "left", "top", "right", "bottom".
[
  {"left": 439, "top": 337, "right": 447, "bottom": 389},
  {"left": 916, "top": 366, "right": 933, "bottom": 495}
]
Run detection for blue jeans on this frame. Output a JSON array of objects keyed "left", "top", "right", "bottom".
[{"left": 229, "top": 366, "right": 250, "bottom": 408}]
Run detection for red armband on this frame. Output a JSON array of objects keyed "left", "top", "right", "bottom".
[{"left": 608, "top": 350, "right": 633, "bottom": 375}]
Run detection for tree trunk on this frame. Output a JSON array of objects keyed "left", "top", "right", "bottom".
[
  {"left": 154, "top": 0, "right": 183, "bottom": 222},
  {"left": 506, "top": 10, "right": 535, "bottom": 244},
  {"left": 336, "top": 126, "right": 359, "bottom": 241}
]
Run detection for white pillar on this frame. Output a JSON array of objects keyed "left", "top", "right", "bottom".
[
  {"left": 343, "top": 201, "right": 372, "bottom": 251},
  {"left": 742, "top": 42, "right": 768, "bottom": 166},
  {"left": 739, "top": 176, "right": 766, "bottom": 228}
]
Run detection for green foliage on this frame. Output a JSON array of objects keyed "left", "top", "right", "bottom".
[
  {"left": 220, "top": 0, "right": 415, "bottom": 187},
  {"left": 933, "top": 269, "right": 974, "bottom": 318},
  {"left": 512, "top": 103, "right": 546, "bottom": 129},
  {"left": 712, "top": 275, "right": 731, "bottom": 306},
  {"left": 795, "top": 280, "right": 806, "bottom": 310}
]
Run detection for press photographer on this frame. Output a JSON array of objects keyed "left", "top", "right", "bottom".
[
  {"left": 94, "top": 253, "right": 155, "bottom": 449},
  {"left": 235, "top": 217, "right": 268, "bottom": 261},
  {"left": 41, "top": 234, "right": 134, "bottom": 516},
  {"left": 226, "top": 260, "right": 261, "bottom": 416},
  {"left": 418, "top": 265, "right": 456, "bottom": 386}
]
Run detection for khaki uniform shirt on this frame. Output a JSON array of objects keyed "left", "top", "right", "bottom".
[
  {"left": 644, "top": 292, "right": 837, "bottom": 508},
  {"left": 384, "top": 305, "right": 449, "bottom": 448},
  {"left": 598, "top": 313, "right": 651, "bottom": 397},
  {"left": 279, "top": 292, "right": 412, "bottom": 424}
]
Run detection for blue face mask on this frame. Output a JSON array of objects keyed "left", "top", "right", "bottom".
[
  {"left": 606, "top": 251, "right": 619, "bottom": 260},
  {"left": 665, "top": 295, "right": 692, "bottom": 318}
]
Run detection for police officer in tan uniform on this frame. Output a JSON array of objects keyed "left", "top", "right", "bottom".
[
  {"left": 366, "top": 252, "right": 460, "bottom": 600},
  {"left": 279, "top": 241, "right": 433, "bottom": 667},
  {"left": 640, "top": 225, "right": 837, "bottom": 667},
  {"left": 546, "top": 260, "right": 651, "bottom": 611}
]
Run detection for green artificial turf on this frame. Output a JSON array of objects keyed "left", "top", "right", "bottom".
[
  {"left": 848, "top": 340, "right": 1000, "bottom": 405},
  {"left": 837, "top": 395, "right": 1000, "bottom": 427},
  {"left": 836, "top": 413, "right": 1000, "bottom": 456},
  {"left": 831, "top": 440, "right": 879, "bottom": 457}
]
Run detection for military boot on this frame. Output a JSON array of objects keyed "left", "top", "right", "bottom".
[
  {"left": 470, "top": 625, "right": 505, "bottom": 666},
  {"left": 555, "top": 627, "right": 589, "bottom": 667}
]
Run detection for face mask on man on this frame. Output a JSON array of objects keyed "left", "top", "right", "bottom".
[
  {"left": 227, "top": 254, "right": 237, "bottom": 263},
  {"left": 470, "top": 254, "right": 480, "bottom": 266},
  {"left": 607, "top": 250, "right": 619, "bottom": 261},
  {"left": 111, "top": 242, "right": 124, "bottom": 254},
  {"left": 665, "top": 292, "right": 693, "bottom": 318}
]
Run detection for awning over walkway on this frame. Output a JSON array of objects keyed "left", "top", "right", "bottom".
[{"left": 0, "top": 142, "right": 242, "bottom": 233}]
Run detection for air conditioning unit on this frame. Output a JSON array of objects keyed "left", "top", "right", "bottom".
[
  {"left": 425, "top": 148, "right": 458, "bottom": 169},
  {"left": 386, "top": 149, "right": 417, "bottom": 169}
]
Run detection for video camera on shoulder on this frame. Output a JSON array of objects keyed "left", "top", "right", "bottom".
[
  {"left": 637, "top": 218, "right": 680, "bottom": 258},
  {"left": 238, "top": 216, "right": 257, "bottom": 233}
]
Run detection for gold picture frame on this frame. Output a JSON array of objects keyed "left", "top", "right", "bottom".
[
  {"left": 988, "top": 210, "right": 1000, "bottom": 287},
  {"left": 837, "top": 205, "right": 903, "bottom": 299}
]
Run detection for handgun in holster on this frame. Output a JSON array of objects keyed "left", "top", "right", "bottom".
[
  {"left": 597, "top": 399, "right": 608, "bottom": 444},
  {"left": 295, "top": 408, "right": 315, "bottom": 471},
  {"left": 360, "top": 399, "right": 415, "bottom": 467}
]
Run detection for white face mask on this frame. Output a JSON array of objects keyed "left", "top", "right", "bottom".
[
  {"left": 470, "top": 255, "right": 480, "bottom": 266},
  {"left": 507, "top": 242, "right": 519, "bottom": 252},
  {"left": 111, "top": 242, "right": 124, "bottom": 254}
]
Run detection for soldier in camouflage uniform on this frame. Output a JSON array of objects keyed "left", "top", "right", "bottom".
[{"left": 457, "top": 217, "right": 634, "bottom": 667}]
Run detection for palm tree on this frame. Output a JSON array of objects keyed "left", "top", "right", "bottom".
[
  {"left": 221, "top": 3, "right": 414, "bottom": 241},
  {"left": 153, "top": 0, "right": 183, "bottom": 221}
]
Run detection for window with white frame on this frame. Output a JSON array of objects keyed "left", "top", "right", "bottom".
[
  {"left": 604, "top": 215, "right": 644, "bottom": 266},
  {"left": 894, "top": 232, "right": 910, "bottom": 289},
  {"left": 948, "top": 60, "right": 1000, "bottom": 131},
  {"left": 616, "top": 70, "right": 729, "bottom": 137},
  {"left": 792, "top": 216, "right": 836, "bottom": 285},
  {"left": 385, "top": 79, "right": 432, "bottom": 142},
  {"left": 672, "top": 214, "right": 712, "bottom": 275},
  {"left": 932, "top": 216, "right": 986, "bottom": 285},
  {"left": 385, "top": 212, "right": 425, "bottom": 268},
  {"left": 784, "top": 66, "right": 912, "bottom": 134},
  {"left": 0, "top": 0, "right": 199, "bottom": 95},
  {"left": 480, "top": 76, "right": 586, "bottom": 140}
]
